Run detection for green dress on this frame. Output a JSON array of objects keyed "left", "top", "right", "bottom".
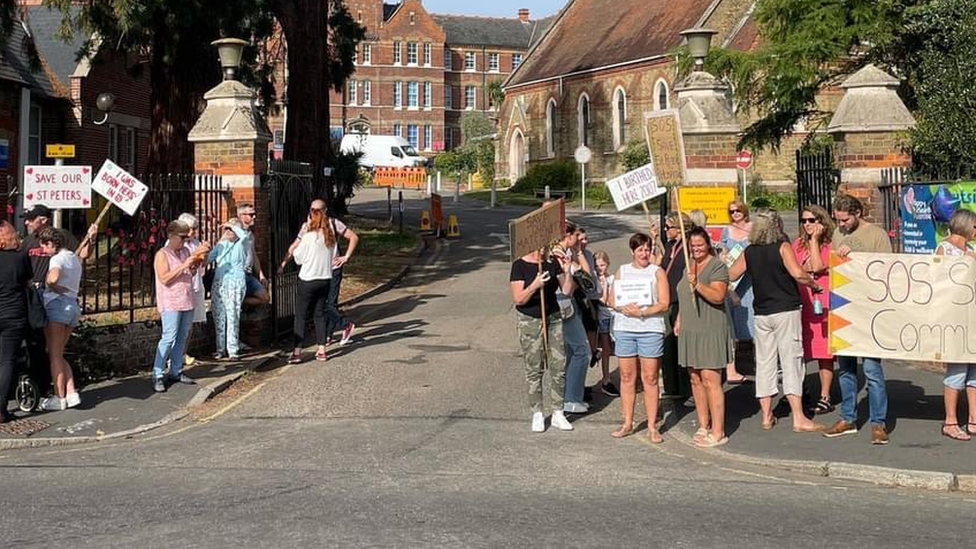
[{"left": 677, "top": 256, "right": 732, "bottom": 369}]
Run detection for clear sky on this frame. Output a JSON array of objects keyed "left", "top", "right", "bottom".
[{"left": 420, "top": 0, "right": 566, "bottom": 18}]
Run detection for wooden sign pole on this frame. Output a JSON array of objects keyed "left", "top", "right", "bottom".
[{"left": 538, "top": 248, "right": 549, "bottom": 369}]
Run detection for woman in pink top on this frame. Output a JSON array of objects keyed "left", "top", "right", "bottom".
[
  {"left": 152, "top": 220, "right": 201, "bottom": 393},
  {"left": 791, "top": 204, "right": 834, "bottom": 415}
]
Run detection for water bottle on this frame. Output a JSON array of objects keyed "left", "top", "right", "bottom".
[{"left": 812, "top": 297, "right": 823, "bottom": 316}]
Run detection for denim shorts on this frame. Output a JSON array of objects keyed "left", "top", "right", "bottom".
[
  {"left": 245, "top": 274, "right": 264, "bottom": 296},
  {"left": 598, "top": 317, "right": 612, "bottom": 334},
  {"left": 612, "top": 330, "right": 665, "bottom": 358},
  {"left": 45, "top": 295, "right": 80, "bottom": 328},
  {"left": 944, "top": 363, "right": 976, "bottom": 390}
]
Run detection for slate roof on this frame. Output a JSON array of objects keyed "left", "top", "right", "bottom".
[
  {"left": 0, "top": 20, "right": 57, "bottom": 98},
  {"left": 23, "top": 5, "right": 89, "bottom": 93},
  {"left": 507, "top": 0, "right": 716, "bottom": 87},
  {"left": 431, "top": 14, "right": 550, "bottom": 49}
]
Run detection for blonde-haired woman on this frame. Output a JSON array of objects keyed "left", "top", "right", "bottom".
[
  {"left": 792, "top": 204, "right": 836, "bottom": 415},
  {"left": 720, "top": 199, "right": 753, "bottom": 384},
  {"left": 290, "top": 209, "right": 345, "bottom": 363}
]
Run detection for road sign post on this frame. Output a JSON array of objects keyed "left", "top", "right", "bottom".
[
  {"left": 575, "top": 145, "right": 592, "bottom": 211},
  {"left": 736, "top": 149, "right": 753, "bottom": 202}
]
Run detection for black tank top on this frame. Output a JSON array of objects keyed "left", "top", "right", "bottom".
[{"left": 744, "top": 242, "right": 801, "bottom": 316}]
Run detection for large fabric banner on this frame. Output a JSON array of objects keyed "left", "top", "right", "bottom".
[
  {"left": 829, "top": 252, "right": 976, "bottom": 363},
  {"left": 900, "top": 182, "right": 976, "bottom": 253}
]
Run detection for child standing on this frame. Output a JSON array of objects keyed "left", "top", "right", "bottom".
[
  {"left": 594, "top": 251, "right": 618, "bottom": 397},
  {"left": 207, "top": 219, "right": 248, "bottom": 360}
]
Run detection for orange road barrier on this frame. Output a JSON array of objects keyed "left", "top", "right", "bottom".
[{"left": 373, "top": 166, "right": 427, "bottom": 188}]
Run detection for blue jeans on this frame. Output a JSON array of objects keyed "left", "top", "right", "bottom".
[
  {"left": 838, "top": 356, "right": 888, "bottom": 426},
  {"left": 153, "top": 310, "right": 195, "bottom": 380},
  {"left": 562, "top": 312, "right": 591, "bottom": 404}
]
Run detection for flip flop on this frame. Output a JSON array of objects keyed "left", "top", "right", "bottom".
[
  {"left": 942, "top": 423, "right": 972, "bottom": 441},
  {"left": 647, "top": 429, "right": 664, "bottom": 444},
  {"left": 761, "top": 417, "right": 777, "bottom": 431},
  {"left": 611, "top": 425, "right": 635, "bottom": 438},
  {"left": 693, "top": 427, "right": 708, "bottom": 443},
  {"left": 694, "top": 433, "right": 729, "bottom": 448}
]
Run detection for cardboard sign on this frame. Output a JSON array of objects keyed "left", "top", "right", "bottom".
[
  {"left": 91, "top": 159, "right": 149, "bottom": 216},
  {"left": 509, "top": 199, "right": 565, "bottom": 261},
  {"left": 606, "top": 163, "right": 666, "bottom": 211},
  {"left": 677, "top": 186, "right": 737, "bottom": 225},
  {"left": 829, "top": 252, "right": 976, "bottom": 362},
  {"left": 23, "top": 165, "right": 92, "bottom": 209},
  {"left": 643, "top": 110, "right": 687, "bottom": 187},
  {"left": 613, "top": 279, "right": 654, "bottom": 307}
]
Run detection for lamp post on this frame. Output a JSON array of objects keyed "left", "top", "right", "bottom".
[
  {"left": 212, "top": 38, "right": 248, "bottom": 81},
  {"left": 679, "top": 28, "right": 717, "bottom": 71},
  {"left": 92, "top": 92, "right": 115, "bottom": 125}
]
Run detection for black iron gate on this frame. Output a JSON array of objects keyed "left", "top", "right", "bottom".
[
  {"left": 265, "top": 160, "right": 318, "bottom": 341},
  {"left": 795, "top": 148, "right": 839, "bottom": 218}
]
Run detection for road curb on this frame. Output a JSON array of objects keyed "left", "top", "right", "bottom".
[{"left": 664, "top": 412, "right": 972, "bottom": 493}]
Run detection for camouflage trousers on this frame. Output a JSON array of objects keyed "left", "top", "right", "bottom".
[{"left": 517, "top": 311, "right": 567, "bottom": 414}]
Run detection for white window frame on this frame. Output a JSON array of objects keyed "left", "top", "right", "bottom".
[
  {"left": 393, "top": 41, "right": 401, "bottom": 65},
  {"left": 444, "top": 48, "right": 452, "bottom": 70},
  {"left": 612, "top": 86, "right": 627, "bottom": 151},
  {"left": 464, "top": 85, "right": 476, "bottom": 110},
  {"left": 407, "top": 124, "right": 418, "bottom": 148},
  {"left": 424, "top": 125, "right": 432, "bottom": 151},
  {"left": 362, "top": 80, "right": 371, "bottom": 106},
  {"left": 444, "top": 84, "right": 453, "bottom": 109},
  {"left": 512, "top": 53, "right": 522, "bottom": 70},
  {"left": 577, "top": 92, "right": 590, "bottom": 147},
  {"left": 423, "top": 43, "right": 431, "bottom": 66},
  {"left": 465, "top": 51, "right": 475, "bottom": 71},
  {"left": 407, "top": 81, "right": 419, "bottom": 109},
  {"left": 545, "top": 98, "right": 556, "bottom": 158},
  {"left": 407, "top": 42, "right": 418, "bottom": 65},
  {"left": 362, "top": 44, "right": 372, "bottom": 65},
  {"left": 423, "top": 82, "right": 432, "bottom": 109},
  {"left": 654, "top": 79, "right": 670, "bottom": 111},
  {"left": 393, "top": 123, "right": 401, "bottom": 137},
  {"left": 348, "top": 80, "right": 357, "bottom": 105},
  {"left": 393, "top": 81, "right": 402, "bottom": 109},
  {"left": 488, "top": 52, "right": 499, "bottom": 72}
]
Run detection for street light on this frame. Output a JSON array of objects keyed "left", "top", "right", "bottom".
[
  {"left": 92, "top": 92, "right": 115, "bottom": 125},
  {"left": 212, "top": 38, "right": 248, "bottom": 81},
  {"left": 680, "top": 28, "right": 717, "bottom": 72}
]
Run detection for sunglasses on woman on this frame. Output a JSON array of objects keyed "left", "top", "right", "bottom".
[
  {"left": 728, "top": 209, "right": 740, "bottom": 214},
  {"left": 800, "top": 217, "right": 818, "bottom": 224}
]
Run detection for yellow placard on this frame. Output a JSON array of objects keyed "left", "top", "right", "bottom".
[
  {"left": 643, "top": 110, "right": 687, "bottom": 187},
  {"left": 677, "top": 186, "right": 737, "bottom": 225},
  {"left": 46, "top": 144, "right": 75, "bottom": 158},
  {"left": 509, "top": 199, "right": 565, "bottom": 261}
]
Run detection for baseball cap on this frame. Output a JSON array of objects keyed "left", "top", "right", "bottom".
[{"left": 21, "top": 205, "right": 53, "bottom": 220}]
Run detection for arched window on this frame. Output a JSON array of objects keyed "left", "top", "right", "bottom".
[
  {"left": 546, "top": 98, "right": 557, "bottom": 157},
  {"left": 577, "top": 93, "right": 590, "bottom": 147},
  {"left": 654, "top": 79, "right": 670, "bottom": 110},
  {"left": 612, "top": 87, "right": 627, "bottom": 151}
]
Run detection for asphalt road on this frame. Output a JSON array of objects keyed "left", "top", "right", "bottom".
[{"left": 1, "top": 190, "right": 973, "bottom": 548}]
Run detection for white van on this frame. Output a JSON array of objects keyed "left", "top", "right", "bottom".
[{"left": 340, "top": 134, "right": 428, "bottom": 169}]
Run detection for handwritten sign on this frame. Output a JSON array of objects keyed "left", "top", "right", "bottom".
[
  {"left": 606, "top": 163, "right": 666, "bottom": 211},
  {"left": 91, "top": 159, "right": 149, "bottom": 216},
  {"left": 643, "top": 110, "right": 687, "bottom": 187},
  {"left": 614, "top": 279, "right": 654, "bottom": 307},
  {"left": 677, "top": 186, "right": 737, "bottom": 225},
  {"left": 23, "top": 165, "right": 92, "bottom": 209},
  {"left": 509, "top": 199, "right": 565, "bottom": 261},
  {"left": 829, "top": 252, "right": 976, "bottom": 362}
]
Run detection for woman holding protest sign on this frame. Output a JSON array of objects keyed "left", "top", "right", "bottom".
[
  {"left": 936, "top": 209, "right": 976, "bottom": 441},
  {"left": 37, "top": 228, "right": 83, "bottom": 410},
  {"left": 608, "top": 233, "right": 669, "bottom": 442}
]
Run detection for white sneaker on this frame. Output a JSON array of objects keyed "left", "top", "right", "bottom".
[
  {"left": 531, "top": 412, "right": 545, "bottom": 433},
  {"left": 41, "top": 396, "right": 66, "bottom": 412},
  {"left": 551, "top": 411, "right": 574, "bottom": 431},
  {"left": 65, "top": 393, "right": 81, "bottom": 408},
  {"left": 563, "top": 402, "right": 589, "bottom": 414}
]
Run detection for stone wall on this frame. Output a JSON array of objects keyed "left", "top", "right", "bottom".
[{"left": 89, "top": 319, "right": 213, "bottom": 372}]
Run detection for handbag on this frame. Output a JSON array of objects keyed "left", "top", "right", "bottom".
[{"left": 27, "top": 284, "right": 47, "bottom": 330}]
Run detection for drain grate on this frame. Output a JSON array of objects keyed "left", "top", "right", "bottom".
[{"left": 0, "top": 418, "right": 51, "bottom": 436}]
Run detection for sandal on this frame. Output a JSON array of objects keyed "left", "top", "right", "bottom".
[
  {"left": 611, "top": 424, "right": 634, "bottom": 438},
  {"left": 694, "top": 433, "right": 729, "bottom": 448},
  {"left": 810, "top": 397, "right": 835, "bottom": 415},
  {"left": 761, "top": 417, "right": 777, "bottom": 431},
  {"left": 647, "top": 429, "right": 663, "bottom": 444},
  {"left": 942, "top": 423, "right": 972, "bottom": 441}
]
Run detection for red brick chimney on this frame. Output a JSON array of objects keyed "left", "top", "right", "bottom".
[{"left": 518, "top": 8, "right": 530, "bottom": 22}]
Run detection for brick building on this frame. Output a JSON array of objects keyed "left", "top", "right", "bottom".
[
  {"left": 323, "top": 0, "right": 551, "bottom": 153},
  {"left": 497, "top": 0, "right": 842, "bottom": 189}
]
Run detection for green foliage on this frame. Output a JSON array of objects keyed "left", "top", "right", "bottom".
[
  {"left": 461, "top": 112, "right": 494, "bottom": 141},
  {"left": 621, "top": 140, "right": 651, "bottom": 171},
  {"left": 747, "top": 180, "right": 797, "bottom": 211},
  {"left": 486, "top": 79, "right": 505, "bottom": 110},
  {"left": 449, "top": 112, "right": 495, "bottom": 183},
  {"left": 585, "top": 183, "right": 612, "bottom": 205},
  {"left": 328, "top": 2, "right": 367, "bottom": 93},
  {"left": 511, "top": 159, "right": 579, "bottom": 193}
]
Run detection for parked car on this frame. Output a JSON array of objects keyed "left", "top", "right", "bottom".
[{"left": 340, "top": 134, "right": 428, "bottom": 169}]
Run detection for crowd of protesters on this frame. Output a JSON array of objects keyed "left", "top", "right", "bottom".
[
  {"left": 511, "top": 193, "right": 945, "bottom": 447},
  {"left": 0, "top": 199, "right": 358, "bottom": 422}
]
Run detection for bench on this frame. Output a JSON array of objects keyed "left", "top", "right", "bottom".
[{"left": 533, "top": 188, "right": 574, "bottom": 200}]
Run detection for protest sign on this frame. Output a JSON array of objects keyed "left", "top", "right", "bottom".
[
  {"left": 606, "top": 163, "right": 666, "bottom": 211},
  {"left": 509, "top": 199, "right": 565, "bottom": 261},
  {"left": 829, "top": 251, "right": 976, "bottom": 362},
  {"left": 613, "top": 279, "right": 654, "bottom": 307},
  {"left": 91, "top": 159, "right": 149, "bottom": 216},
  {"left": 643, "top": 110, "right": 687, "bottom": 187},
  {"left": 677, "top": 186, "right": 737, "bottom": 225},
  {"left": 900, "top": 182, "right": 976, "bottom": 253},
  {"left": 23, "top": 165, "right": 92, "bottom": 209}
]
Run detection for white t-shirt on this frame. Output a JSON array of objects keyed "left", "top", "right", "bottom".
[
  {"left": 293, "top": 231, "right": 335, "bottom": 281},
  {"left": 298, "top": 218, "right": 348, "bottom": 257},
  {"left": 45, "top": 249, "right": 82, "bottom": 303}
]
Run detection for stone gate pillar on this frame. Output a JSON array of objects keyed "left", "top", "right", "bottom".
[
  {"left": 828, "top": 64, "right": 915, "bottom": 222},
  {"left": 676, "top": 71, "right": 741, "bottom": 187}
]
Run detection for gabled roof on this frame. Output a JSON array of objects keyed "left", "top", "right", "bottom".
[
  {"left": 431, "top": 14, "right": 549, "bottom": 49},
  {"left": 23, "top": 5, "right": 89, "bottom": 93},
  {"left": 0, "top": 20, "right": 57, "bottom": 98},
  {"left": 507, "top": 0, "right": 716, "bottom": 87}
]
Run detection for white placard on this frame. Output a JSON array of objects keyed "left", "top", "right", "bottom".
[
  {"left": 606, "top": 163, "right": 666, "bottom": 211},
  {"left": 614, "top": 279, "right": 654, "bottom": 307},
  {"left": 23, "top": 165, "right": 92, "bottom": 209},
  {"left": 91, "top": 159, "right": 149, "bottom": 216}
]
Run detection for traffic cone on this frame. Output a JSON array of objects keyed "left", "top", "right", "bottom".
[
  {"left": 420, "top": 210, "right": 431, "bottom": 231},
  {"left": 446, "top": 214, "right": 460, "bottom": 238}
]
